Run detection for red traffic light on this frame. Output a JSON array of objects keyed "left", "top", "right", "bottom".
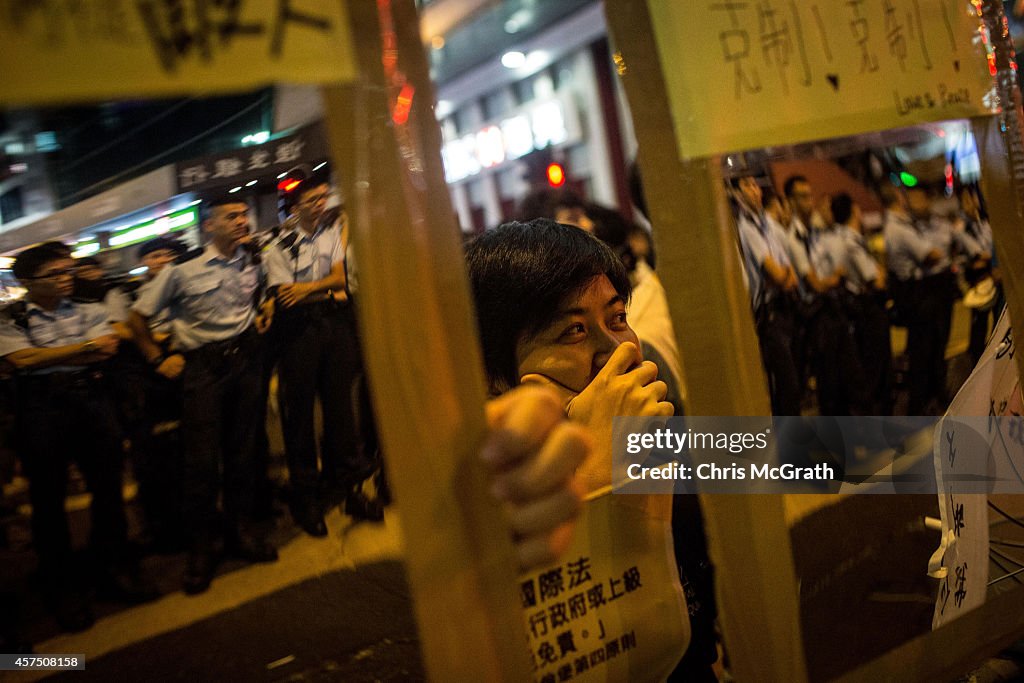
[{"left": 546, "top": 163, "right": 566, "bottom": 187}]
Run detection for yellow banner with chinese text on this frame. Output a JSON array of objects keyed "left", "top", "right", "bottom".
[
  {"left": 644, "top": 0, "right": 998, "bottom": 159},
  {"left": 0, "top": 0, "right": 356, "bottom": 106}
]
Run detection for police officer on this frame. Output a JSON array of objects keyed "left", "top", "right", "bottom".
[
  {"left": 883, "top": 186, "right": 942, "bottom": 415},
  {"left": 0, "top": 242, "right": 156, "bottom": 631},
  {"left": 265, "top": 176, "right": 380, "bottom": 536},
  {"left": 807, "top": 196, "right": 867, "bottom": 415},
  {"left": 731, "top": 176, "right": 802, "bottom": 416},
  {"left": 130, "top": 236, "right": 189, "bottom": 551},
  {"left": 911, "top": 187, "right": 959, "bottom": 412},
  {"left": 832, "top": 194, "right": 892, "bottom": 415},
  {"left": 780, "top": 176, "right": 850, "bottom": 406},
  {"left": 128, "top": 195, "right": 277, "bottom": 595}
]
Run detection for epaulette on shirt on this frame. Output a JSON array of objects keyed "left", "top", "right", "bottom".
[{"left": 276, "top": 231, "right": 300, "bottom": 256}]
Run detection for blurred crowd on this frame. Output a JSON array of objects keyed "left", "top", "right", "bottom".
[{"left": 730, "top": 175, "right": 998, "bottom": 418}]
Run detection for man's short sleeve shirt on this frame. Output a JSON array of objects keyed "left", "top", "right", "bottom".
[
  {"left": 0, "top": 299, "right": 112, "bottom": 374},
  {"left": 133, "top": 245, "right": 259, "bottom": 351}
]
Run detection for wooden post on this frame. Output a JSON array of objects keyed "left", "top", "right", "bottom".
[
  {"left": 321, "top": 0, "right": 531, "bottom": 679},
  {"left": 604, "top": 1, "right": 809, "bottom": 682},
  {"left": 973, "top": 0, "right": 1024, "bottom": 387}
]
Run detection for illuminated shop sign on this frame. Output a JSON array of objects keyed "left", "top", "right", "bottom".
[
  {"left": 72, "top": 207, "right": 198, "bottom": 258},
  {"left": 441, "top": 98, "right": 580, "bottom": 183}
]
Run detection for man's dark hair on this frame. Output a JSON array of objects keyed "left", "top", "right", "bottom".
[
  {"left": 465, "top": 219, "right": 631, "bottom": 392},
  {"left": 831, "top": 194, "right": 854, "bottom": 225},
  {"left": 762, "top": 187, "right": 781, "bottom": 208},
  {"left": 74, "top": 256, "right": 102, "bottom": 269},
  {"left": 200, "top": 192, "right": 249, "bottom": 222},
  {"left": 783, "top": 175, "right": 808, "bottom": 198},
  {"left": 138, "top": 235, "right": 187, "bottom": 258},
  {"left": 13, "top": 242, "right": 71, "bottom": 282},
  {"left": 588, "top": 203, "right": 638, "bottom": 274},
  {"left": 292, "top": 175, "right": 329, "bottom": 203}
]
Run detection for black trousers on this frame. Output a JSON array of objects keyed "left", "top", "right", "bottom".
[
  {"left": 850, "top": 293, "right": 893, "bottom": 415},
  {"left": 16, "top": 371, "right": 128, "bottom": 582},
  {"left": 756, "top": 298, "right": 802, "bottom": 416},
  {"left": 668, "top": 492, "right": 718, "bottom": 682},
  {"left": 809, "top": 295, "right": 869, "bottom": 416},
  {"left": 134, "top": 369, "right": 184, "bottom": 544},
  {"left": 181, "top": 329, "right": 263, "bottom": 544},
  {"left": 903, "top": 273, "right": 956, "bottom": 415},
  {"left": 276, "top": 302, "right": 374, "bottom": 505}
]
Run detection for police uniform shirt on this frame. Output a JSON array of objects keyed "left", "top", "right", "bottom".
[
  {"left": 132, "top": 245, "right": 259, "bottom": 351},
  {"left": 134, "top": 278, "right": 175, "bottom": 341},
  {"left": 809, "top": 225, "right": 846, "bottom": 281},
  {"left": 102, "top": 288, "right": 131, "bottom": 322},
  {"left": 264, "top": 223, "right": 343, "bottom": 288},
  {"left": 884, "top": 212, "right": 933, "bottom": 282},
  {"left": 840, "top": 226, "right": 880, "bottom": 295},
  {"left": 0, "top": 299, "right": 114, "bottom": 374},
  {"left": 958, "top": 218, "right": 993, "bottom": 261},
  {"left": 769, "top": 216, "right": 814, "bottom": 304},
  {"left": 737, "top": 208, "right": 792, "bottom": 309},
  {"left": 780, "top": 217, "right": 812, "bottom": 280},
  {"left": 919, "top": 217, "right": 953, "bottom": 276}
]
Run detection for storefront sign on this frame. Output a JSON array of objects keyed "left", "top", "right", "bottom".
[
  {"left": 0, "top": 0, "right": 356, "bottom": 105},
  {"left": 174, "top": 122, "right": 329, "bottom": 193},
  {"left": 645, "top": 0, "right": 998, "bottom": 159}
]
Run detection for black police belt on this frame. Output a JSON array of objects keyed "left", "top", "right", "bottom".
[
  {"left": 184, "top": 326, "right": 258, "bottom": 361},
  {"left": 17, "top": 368, "right": 104, "bottom": 393}
]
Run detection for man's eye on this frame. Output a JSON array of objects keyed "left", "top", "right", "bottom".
[{"left": 611, "top": 311, "right": 628, "bottom": 327}]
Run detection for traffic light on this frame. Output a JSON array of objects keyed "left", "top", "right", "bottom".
[
  {"left": 277, "top": 176, "right": 302, "bottom": 193},
  {"left": 521, "top": 147, "right": 570, "bottom": 189},
  {"left": 546, "top": 162, "right": 566, "bottom": 188},
  {"left": 277, "top": 169, "right": 307, "bottom": 222}
]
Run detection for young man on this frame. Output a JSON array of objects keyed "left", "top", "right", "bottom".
[
  {"left": 732, "top": 176, "right": 801, "bottom": 416},
  {"left": 264, "top": 176, "right": 380, "bottom": 535},
  {"left": 805, "top": 194, "right": 867, "bottom": 415},
  {"left": 832, "top": 194, "right": 892, "bottom": 415},
  {"left": 129, "top": 196, "right": 276, "bottom": 595},
  {"left": 0, "top": 242, "right": 156, "bottom": 631},
  {"left": 130, "top": 236, "right": 189, "bottom": 551},
  {"left": 883, "top": 186, "right": 943, "bottom": 414},
  {"left": 781, "top": 175, "right": 849, "bottom": 411}
]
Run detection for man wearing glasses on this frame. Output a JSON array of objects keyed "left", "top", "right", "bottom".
[
  {"left": 264, "top": 174, "right": 381, "bottom": 537},
  {"left": 0, "top": 242, "right": 156, "bottom": 632}
]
